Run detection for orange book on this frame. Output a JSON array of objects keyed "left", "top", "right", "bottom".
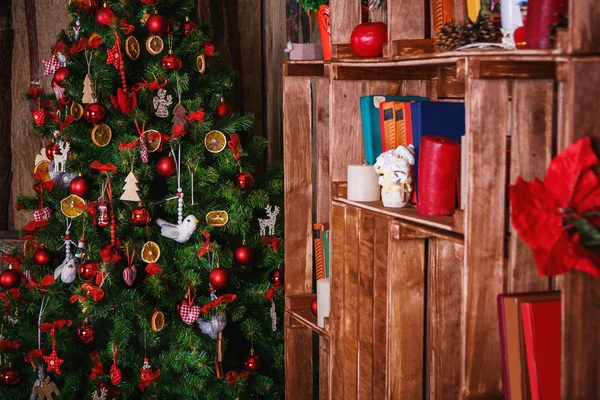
[
  {"left": 403, "top": 102, "right": 415, "bottom": 145},
  {"left": 393, "top": 102, "right": 407, "bottom": 147},
  {"left": 379, "top": 101, "right": 396, "bottom": 152}
]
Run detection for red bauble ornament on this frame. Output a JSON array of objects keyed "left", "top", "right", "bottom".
[
  {"left": 53, "top": 66, "right": 72, "bottom": 86},
  {"left": 311, "top": 298, "right": 318, "bottom": 316},
  {"left": 233, "top": 242, "right": 254, "bottom": 265},
  {"left": 33, "top": 247, "right": 53, "bottom": 266},
  {"left": 70, "top": 175, "right": 90, "bottom": 197},
  {"left": 75, "top": 321, "right": 96, "bottom": 343},
  {"left": 208, "top": 267, "right": 230, "bottom": 290},
  {"left": 161, "top": 51, "right": 183, "bottom": 71},
  {"left": 131, "top": 205, "right": 151, "bottom": 226},
  {"left": 156, "top": 155, "right": 177, "bottom": 177},
  {"left": 0, "top": 367, "right": 20, "bottom": 388},
  {"left": 83, "top": 103, "right": 107, "bottom": 124},
  {"left": 350, "top": 22, "right": 388, "bottom": 57},
  {"left": 215, "top": 101, "right": 233, "bottom": 118},
  {"left": 96, "top": 3, "right": 116, "bottom": 27},
  {"left": 45, "top": 143, "right": 57, "bottom": 161},
  {"left": 0, "top": 269, "right": 21, "bottom": 290},
  {"left": 243, "top": 354, "right": 261, "bottom": 371},
  {"left": 236, "top": 172, "right": 254, "bottom": 191},
  {"left": 270, "top": 269, "right": 283, "bottom": 285},
  {"left": 32, "top": 109, "right": 46, "bottom": 127},
  {"left": 78, "top": 260, "right": 99, "bottom": 281},
  {"left": 147, "top": 14, "right": 169, "bottom": 36}
]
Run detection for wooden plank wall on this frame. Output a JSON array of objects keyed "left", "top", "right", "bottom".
[{"left": 0, "top": 0, "right": 13, "bottom": 230}]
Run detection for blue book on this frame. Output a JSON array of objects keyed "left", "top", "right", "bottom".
[
  {"left": 360, "top": 95, "right": 427, "bottom": 164},
  {"left": 411, "top": 102, "right": 466, "bottom": 196}
]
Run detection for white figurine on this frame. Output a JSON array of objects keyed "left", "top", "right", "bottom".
[
  {"left": 156, "top": 215, "right": 198, "bottom": 243},
  {"left": 153, "top": 89, "right": 173, "bottom": 118},
  {"left": 374, "top": 145, "right": 416, "bottom": 208},
  {"left": 53, "top": 140, "right": 70, "bottom": 174},
  {"left": 258, "top": 205, "right": 280, "bottom": 236}
]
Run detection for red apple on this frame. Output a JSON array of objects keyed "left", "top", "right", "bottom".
[{"left": 350, "top": 22, "right": 388, "bottom": 58}]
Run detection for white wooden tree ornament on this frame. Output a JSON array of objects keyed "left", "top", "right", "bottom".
[{"left": 120, "top": 171, "right": 141, "bottom": 202}]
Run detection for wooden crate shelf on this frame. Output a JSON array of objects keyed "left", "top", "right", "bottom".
[{"left": 285, "top": 308, "right": 330, "bottom": 338}]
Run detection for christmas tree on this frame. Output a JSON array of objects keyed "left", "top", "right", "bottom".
[{"left": 0, "top": 1, "right": 284, "bottom": 398}]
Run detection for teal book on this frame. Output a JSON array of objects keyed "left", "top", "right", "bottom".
[
  {"left": 360, "top": 95, "right": 428, "bottom": 164},
  {"left": 323, "top": 230, "right": 330, "bottom": 278}
]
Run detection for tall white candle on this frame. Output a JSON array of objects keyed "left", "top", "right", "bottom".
[
  {"left": 317, "top": 278, "right": 330, "bottom": 328},
  {"left": 347, "top": 165, "right": 380, "bottom": 202}
]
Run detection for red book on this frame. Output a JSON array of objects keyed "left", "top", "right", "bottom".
[
  {"left": 520, "top": 300, "right": 561, "bottom": 400},
  {"left": 403, "top": 102, "right": 414, "bottom": 145},
  {"left": 525, "top": 0, "right": 568, "bottom": 49}
]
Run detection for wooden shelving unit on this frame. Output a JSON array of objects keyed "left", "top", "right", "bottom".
[{"left": 283, "top": 1, "right": 600, "bottom": 399}]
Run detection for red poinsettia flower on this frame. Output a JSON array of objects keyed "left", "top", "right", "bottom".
[{"left": 510, "top": 137, "right": 600, "bottom": 278}]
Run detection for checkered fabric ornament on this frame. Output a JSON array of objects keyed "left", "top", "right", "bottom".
[
  {"left": 34, "top": 207, "right": 52, "bottom": 222},
  {"left": 43, "top": 349, "right": 65, "bottom": 374},
  {"left": 53, "top": 85, "right": 65, "bottom": 101},
  {"left": 43, "top": 55, "right": 66, "bottom": 76},
  {"left": 178, "top": 303, "right": 201, "bottom": 325},
  {"left": 106, "top": 43, "right": 120, "bottom": 69}
]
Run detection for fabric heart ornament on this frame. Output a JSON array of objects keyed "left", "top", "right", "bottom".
[
  {"left": 178, "top": 303, "right": 201, "bottom": 325},
  {"left": 110, "top": 88, "right": 138, "bottom": 114},
  {"left": 123, "top": 265, "right": 137, "bottom": 286},
  {"left": 32, "top": 109, "right": 46, "bottom": 126},
  {"left": 110, "top": 344, "right": 122, "bottom": 386},
  {"left": 34, "top": 207, "right": 52, "bottom": 222}
]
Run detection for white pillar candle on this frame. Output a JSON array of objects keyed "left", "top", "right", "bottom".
[
  {"left": 347, "top": 165, "right": 380, "bottom": 202},
  {"left": 317, "top": 278, "right": 330, "bottom": 328}
]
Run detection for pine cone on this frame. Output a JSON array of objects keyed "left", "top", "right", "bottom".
[{"left": 435, "top": 21, "right": 470, "bottom": 52}]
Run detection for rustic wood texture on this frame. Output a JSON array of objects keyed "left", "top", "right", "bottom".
[
  {"left": 330, "top": 203, "right": 346, "bottom": 399},
  {"left": 283, "top": 61, "right": 326, "bottom": 77},
  {"left": 508, "top": 80, "right": 554, "bottom": 294},
  {"left": 333, "top": 64, "right": 438, "bottom": 81},
  {"left": 462, "top": 76, "right": 509, "bottom": 399},
  {"left": 372, "top": 216, "right": 390, "bottom": 399},
  {"left": 315, "top": 77, "right": 330, "bottom": 224},
  {"left": 468, "top": 60, "right": 559, "bottom": 80},
  {"left": 391, "top": 39, "right": 435, "bottom": 56},
  {"left": 427, "top": 239, "right": 463, "bottom": 400},
  {"left": 388, "top": 232, "right": 425, "bottom": 399},
  {"left": 319, "top": 336, "right": 331, "bottom": 400},
  {"left": 568, "top": 0, "right": 600, "bottom": 54},
  {"left": 389, "top": 0, "right": 426, "bottom": 42},
  {"left": 437, "top": 65, "right": 465, "bottom": 98},
  {"left": 561, "top": 60, "right": 600, "bottom": 400},
  {"left": 285, "top": 313, "right": 314, "bottom": 400},
  {"left": 330, "top": 0, "right": 360, "bottom": 46},
  {"left": 0, "top": 0, "right": 13, "bottom": 230},
  {"left": 343, "top": 206, "right": 360, "bottom": 399},
  {"left": 283, "top": 76, "right": 313, "bottom": 296}
]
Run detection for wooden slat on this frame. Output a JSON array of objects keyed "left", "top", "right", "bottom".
[
  {"left": 508, "top": 80, "right": 554, "bottom": 293},
  {"left": 462, "top": 76, "right": 509, "bottom": 399},
  {"left": 468, "top": 60, "right": 559, "bottom": 80},
  {"left": 387, "top": 233, "right": 425, "bottom": 399},
  {"left": 283, "top": 76, "right": 313, "bottom": 296},
  {"left": 285, "top": 313, "right": 314, "bottom": 400},
  {"left": 330, "top": 203, "right": 346, "bottom": 399},
  {"left": 333, "top": 64, "right": 438, "bottom": 81},
  {"left": 437, "top": 65, "right": 465, "bottom": 99},
  {"left": 372, "top": 216, "right": 390, "bottom": 399},
  {"left": 330, "top": 0, "right": 360, "bottom": 46},
  {"left": 357, "top": 211, "right": 375, "bottom": 399},
  {"left": 283, "top": 61, "right": 326, "bottom": 77},
  {"left": 343, "top": 206, "right": 360, "bottom": 400},
  {"left": 319, "top": 336, "right": 331, "bottom": 400},
  {"left": 561, "top": 60, "right": 600, "bottom": 400},
  {"left": 388, "top": 0, "right": 426, "bottom": 42},
  {"left": 569, "top": 0, "right": 600, "bottom": 53},
  {"left": 0, "top": 1, "right": 13, "bottom": 229},
  {"left": 391, "top": 39, "right": 435, "bottom": 56},
  {"left": 427, "top": 239, "right": 463, "bottom": 399},
  {"left": 315, "top": 77, "right": 330, "bottom": 224}
]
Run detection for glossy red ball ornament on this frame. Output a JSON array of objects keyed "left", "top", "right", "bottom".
[
  {"left": 45, "top": 143, "right": 57, "bottom": 161},
  {"left": 0, "top": 367, "right": 20, "bottom": 388},
  {"left": 75, "top": 321, "right": 96, "bottom": 343},
  {"left": 33, "top": 247, "right": 53, "bottom": 266},
  {"left": 78, "top": 260, "right": 99, "bottom": 281},
  {"left": 233, "top": 242, "right": 254, "bottom": 265},
  {"left": 236, "top": 172, "right": 254, "bottom": 191},
  {"left": 208, "top": 267, "right": 230, "bottom": 290},
  {"left": 161, "top": 51, "right": 183, "bottom": 71},
  {"left": 156, "top": 155, "right": 177, "bottom": 177},
  {"left": 350, "top": 22, "right": 388, "bottom": 57},
  {"left": 53, "top": 66, "right": 72, "bottom": 86},
  {"left": 131, "top": 205, "right": 151, "bottom": 226},
  {"left": 311, "top": 298, "right": 318, "bottom": 316},
  {"left": 243, "top": 354, "right": 261, "bottom": 371},
  {"left": 83, "top": 103, "right": 107, "bottom": 124},
  {"left": 147, "top": 14, "right": 169, "bottom": 36},
  {"left": 215, "top": 101, "right": 233, "bottom": 118},
  {"left": 270, "top": 269, "right": 283, "bottom": 285},
  {"left": 70, "top": 175, "right": 90, "bottom": 197},
  {"left": 96, "top": 3, "right": 116, "bottom": 27},
  {"left": 0, "top": 269, "right": 21, "bottom": 290}
]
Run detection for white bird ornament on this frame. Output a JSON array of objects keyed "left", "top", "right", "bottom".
[{"left": 156, "top": 215, "right": 199, "bottom": 243}]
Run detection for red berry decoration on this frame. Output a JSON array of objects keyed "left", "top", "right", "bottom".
[
  {"left": 156, "top": 155, "right": 177, "bottom": 177},
  {"left": 311, "top": 298, "right": 318, "bottom": 316},
  {"left": 215, "top": 101, "right": 233, "bottom": 118},
  {"left": 45, "top": 143, "right": 58, "bottom": 161},
  {"left": 270, "top": 269, "right": 283, "bottom": 285},
  {"left": 236, "top": 171, "right": 254, "bottom": 191},
  {"left": 131, "top": 205, "right": 151, "bottom": 226},
  {"left": 147, "top": 14, "right": 169, "bottom": 36},
  {"left": 83, "top": 103, "right": 107, "bottom": 124},
  {"left": 96, "top": 2, "right": 116, "bottom": 27},
  {"left": 161, "top": 51, "right": 183, "bottom": 71},
  {"left": 53, "top": 66, "right": 72, "bottom": 86},
  {"left": 208, "top": 267, "right": 230, "bottom": 290},
  {"left": 233, "top": 241, "right": 254, "bottom": 265},
  {"left": 33, "top": 247, "right": 53, "bottom": 266},
  {"left": 75, "top": 320, "right": 96, "bottom": 343},
  {"left": 70, "top": 176, "right": 90, "bottom": 197},
  {"left": 243, "top": 353, "right": 261, "bottom": 371},
  {"left": 32, "top": 109, "right": 46, "bottom": 127},
  {"left": 78, "top": 260, "right": 99, "bottom": 281},
  {"left": 350, "top": 22, "right": 388, "bottom": 57},
  {"left": 0, "top": 366, "right": 20, "bottom": 388},
  {"left": 0, "top": 269, "right": 21, "bottom": 290}
]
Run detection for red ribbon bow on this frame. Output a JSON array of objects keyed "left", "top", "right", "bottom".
[
  {"left": 0, "top": 289, "right": 20, "bottom": 312},
  {"left": 50, "top": 113, "right": 74, "bottom": 133},
  {"left": 25, "top": 274, "right": 55, "bottom": 293},
  {"left": 225, "top": 370, "right": 249, "bottom": 385},
  {"left": 145, "top": 263, "right": 162, "bottom": 276},
  {"left": 118, "top": 140, "right": 140, "bottom": 150},
  {"left": 28, "top": 87, "right": 44, "bottom": 99},
  {"left": 132, "top": 77, "right": 168, "bottom": 92},
  {"left": 0, "top": 338, "right": 22, "bottom": 352},
  {"left": 39, "top": 319, "right": 72, "bottom": 333},
  {"left": 188, "top": 109, "right": 206, "bottom": 123},
  {"left": 227, "top": 134, "right": 241, "bottom": 160},
  {"left": 201, "top": 294, "right": 237, "bottom": 314},
  {"left": 70, "top": 282, "right": 105, "bottom": 304},
  {"left": 197, "top": 231, "right": 213, "bottom": 259},
  {"left": 1, "top": 254, "right": 23, "bottom": 270},
  {"left": 265, "top": 282, "right": 283, "bottom": 301},
  {"left": 23, "top": 219, "right": 49, "bottom": 239},
  {"left": 89, "top": 350, "right": 104, "bottom": 381},
  {"left": 261, "top": 236, "right": 281, "bottom": 253},
  {"left": 53, "top": 42, "right": 67, "bottom": 56},
  {"left": 90, "top": 161, "right": 117, "bottom": 174},
  {"left": 25, "top": 349, "right": 44, "bottom": 364},
  {"left": 119, "top": 18, "right": 135, "bottom": 35},
  {"left": 204, "top": 41, "right": 216, "bottom": 56}
]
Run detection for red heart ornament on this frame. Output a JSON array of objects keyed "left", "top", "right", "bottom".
[
  {"left": 123, "top": 265, "right": 137, "bottom": 286},
  {"left": 32, "top": 109, "right": 46, "bottom": 126},
  {"left": 178, "top": 303, "right": 201, "bottom": 325},
  {"left": 110, "top": 364, "right": 122, "bottom": 386}
]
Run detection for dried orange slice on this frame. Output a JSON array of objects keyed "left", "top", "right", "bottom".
[
  {"left": 92, "top": 123, "right": 112, "bottom": 147},
  {"left": 146, "top": 36, "right": 164, "bottom": 56},
  {"left": 196, "top": 54, "right": 206, "bottom": 75},
  {"left": 206, "top": 210, "right": 229, "bottom": 227},
  {"left": 34, "top": 160, "right": 52, "bottom": 183},
  {"left": 70, "top": 101, "right": 84, "bottom": 120},
  {"left": 125, "top": 36, "right": 140, "bottom": 60},
  {"left": 151, "top": 310, "right": 165, "bottom": 332},
  {"left": 23, "top": 239, "right": 39, "bottom": 258},
  {"left": 141, "top": 241, "right": 161, "bottom": 263},
  {"left": 144, "top": 130, "right": 162, "bottom": 152},
  {"left": 204, "top": 130, "right": 227, "bottom": 153},
  {"left": 61, "top": 194, "right": 85, "bottom": 218}
]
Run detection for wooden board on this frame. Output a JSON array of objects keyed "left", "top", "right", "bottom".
[
  {"left": 330, "top": 0, "right": 360, "bottom": 46},
  {"left": 330, "top": 203, "right": 346, "bottom": 399},
  {"left": 315, "top": 77, "right": 330, "bottom": 223},
  {"left": 319, "top": 336, "right": 331, "bottom": 400},
  {"left": 462, "top": 75, "right": 509, "bottom": 399},
  {"left": 0, "top": 0, "right": 12, "bottom": 229},
  {"left": 569, "top": 0, "right": 600, "bottom": 54},
  {"left": 372, "top": 216, "right": 390, "bottom": 399},
  {"left": 343, "top": 206, "right": 360, "bottom": 399},
  {"left": 388, "top": 0, "right": 426, "bottom": 43},
  {"left": 285, "top": 313, "right": 314, "bottom": 400}
]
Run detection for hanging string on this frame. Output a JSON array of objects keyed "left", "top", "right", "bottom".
[
  {"left": 105, "top": 172, "right": 116, "bottom": 246},
  {"left": 171, "top": 143, "right": 183, "bottom": 224},
  {"left": 126, "top": 246, "right": 135, "bottom": 268},
  {"left": 134, "top": 120, "right": 149, "bottom": 163}
]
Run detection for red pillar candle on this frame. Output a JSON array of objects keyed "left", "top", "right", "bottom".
[{"left": 417, "top": 135, "right": 460, "bottom": 216}]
